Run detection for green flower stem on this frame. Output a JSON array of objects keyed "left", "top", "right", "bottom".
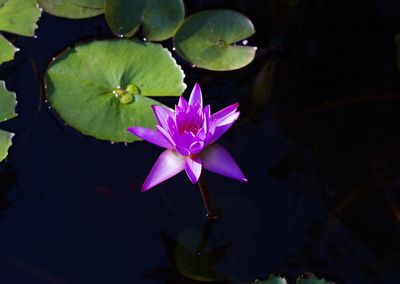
[{"left": 197, "top": 174, "right": 220, "bottom": 221}]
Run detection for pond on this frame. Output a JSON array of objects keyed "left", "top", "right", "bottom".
[{"left": 1, "top": 0, "right": 400, "bottom": 283}]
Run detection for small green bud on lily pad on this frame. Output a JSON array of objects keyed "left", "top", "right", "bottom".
[
  {"left": 45, "top": 39, "right": 186, "bottom": 143},
  {"left": 174, "top": 9, "right": 257, "bottom": 71}
]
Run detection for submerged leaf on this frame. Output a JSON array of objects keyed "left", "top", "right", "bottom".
[
  {"left": 0, "top": 34, "right": 18, "bottom": 65},
  {"left": 45, "top": 39, "right": 186, "bottom": 142},
  {"left": 0, "top": 0, "right": 41, "bottom": 36},
  {"left": 105, "top": 0, "right": 184, "bottom": 40},
  {"left": 174, "top": 10, "right": 257, "bottom": 71},
  {"left": 39, "top": 0, "right": 104, "bottom": 19}
]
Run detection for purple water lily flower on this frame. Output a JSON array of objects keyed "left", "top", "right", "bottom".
[{"left": 128, "top": 83, "right": 247, "bottom": 191}]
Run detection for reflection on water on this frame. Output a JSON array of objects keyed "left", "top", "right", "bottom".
[{"left": 144, "top": 220, "right": 230, "bottom": 284}]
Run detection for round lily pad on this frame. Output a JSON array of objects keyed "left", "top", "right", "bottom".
[
  {"left": 174, "top": 9, "right": 257, "bottom": 71},
  {"left": 0, "top": 81, "right": 17, "bottom": 162},
  {"left": 0, "top": 34, "right": 18, "bottom": 65},
  {"left": 105, "top": 0, "right": 185, "bottom": 40},
  {"left": 45, "top": 39, "right": 186, "bottom": 142},
  {"left": 39, "top": 0, "right": 104, "bottom": 19},
  {"left": 0, "top": 0, "right": 41, "bottom": 36}
]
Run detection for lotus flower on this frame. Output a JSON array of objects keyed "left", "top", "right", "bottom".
[{"left": 128, "top": 83, "right": 247, "bottom": 191}]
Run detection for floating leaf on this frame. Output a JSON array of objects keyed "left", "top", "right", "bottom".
[
  {"left": 0, "top": 0, "right": 41, "bottom": 36},
  {"left": 0, "top": 130, "right": 13, "bottom": 162},
  {"left": 105, "top": 0, "right": 185, "bottom": 40},
  {"left": 251, "top": 274, "right": 287, "bottom": 284},
  {"left": 45, "top": 39, "right": 186, "bottom": 142},
  {"left": 0, "top": 81, "right": 17, "bottom": 122},
  {"left": 39, "top": 0, "right": 104, "bottom": 19},
  {"left": 73, "top": 0, "right": 105, "bottom": 8},
  {"left": 297, "top": 274, "right": 332, "bottom": 284},
  {"left": 174, "top": 10, "right": 257, "bottom": 71},
  {"left": 0, "top": 34, "right": 18, "bottom": 65},
  {"left": 250, "top": 274, "right": 334, "bottom": 284},
  {"left": 0, "top": 81, "right": 17, "bottom": 162}
]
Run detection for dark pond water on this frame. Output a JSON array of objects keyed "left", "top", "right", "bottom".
[{"left": 1, "top": 0, "right": 400, "bottom": 283}]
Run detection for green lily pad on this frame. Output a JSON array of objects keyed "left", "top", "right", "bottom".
[
  {"left": 45, "top": 39, "right": 186, "bottom": 142},
  {"left": 0, "top": 0, "right": 41, "bottom": 36},
  {"left": 0, "top": 81, "right": 17, "bottom": 121},
  {"left": 39, "top": 0, "right": 104, "bottom": 19},
  {"left": 0, "top": 81, "right": 17, "bottom": 162},
  {"left": 0, "top": 130, "right": 14, "bottom": 162},
  {"left": 250, "top": 274, "right": 333, "bottom": 284},
  {"left": 251, "top": 275, "right": 287, "bottom": 284},
  {"left": 174, "top": 9, "right": 257, "bottom": 71},
  {"left": 0, "top": 34, "right": 18, "bottom": 65},
  {"left": 296, "top": 275, "right": 332, "bottom": 284},
  {"left": 73, "top": 0, "right": 105, "bottom": 9},
  {"left": 105, "top": 0, "right": 185, "bottom": 40}
]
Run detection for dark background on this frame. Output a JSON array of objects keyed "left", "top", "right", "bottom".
[{"left": 1, "top": 0, "right": 400, "bottom": 283}]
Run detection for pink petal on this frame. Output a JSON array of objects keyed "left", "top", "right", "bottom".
[
  {"left": 173, "top": 132, "right": 197, "bottom": 156},
  {"left": 205, "top": 112, "right": 239, "bottom": 145},
  {"left": 201, "top": 144, "right": 247, "bottom": 183},
  {"left": 188, "top": 83, "right": 203, "bottom": 109},
  {"left": 211, "top": 103, "right": 239, "bottom": 126},
  {"left": 142, "top": 149, "right": 185, "bottom": 191},
  {"left": 216, "top": 111, "right": 240, "bottom": 127},
  {"left": 178, "top": 96, "right": 188, "bottom": 111},
  {"left": 184, "top": 156, "right": 202, "bottom": 183},
  {"left": 128, "top": 127, "right": 172, "bottom": 148},
  {"left": 156, "top": 125, "right": 175, "bottom": 146},
  {"left": 189, "top": 141, "right": 204, "bottom": 155},
  {"left": 152, "top": 105, "right": 174, "bottom": 129}
]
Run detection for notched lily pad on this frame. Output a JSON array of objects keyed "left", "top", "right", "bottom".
[
  {"left": 45, "top": 39, "right": 186, "bottom": 142},
  {"left": 0, "top": 34, "right": 18, "bottom": 65},
  {"left": 105, "top": 0, "right": 185, "bottom": 40},
  {"left": 174, "top": 9, "right": 257, "bottom": 71},
  {"left": 0, "top": 0, "right": 41, "bottom": 36},
  {"left": 39, "top": 0, "right": 104, "bottom": 19},
  {"left": 0, "top": 81, "right": 17, "bottom": 162}
]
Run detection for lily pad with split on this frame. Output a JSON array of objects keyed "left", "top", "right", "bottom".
[
  {"left": 45, "top": 39, "right": 186, "bottom": 143},
  {"left": 174, "top": 9, "right": 257, "bottom": 71},
  {"left": 105, "top": 0, "right": 185, "bottom": 40},
  {"left": 0, "top": 81, "right": 17, "bottom": 162}
]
